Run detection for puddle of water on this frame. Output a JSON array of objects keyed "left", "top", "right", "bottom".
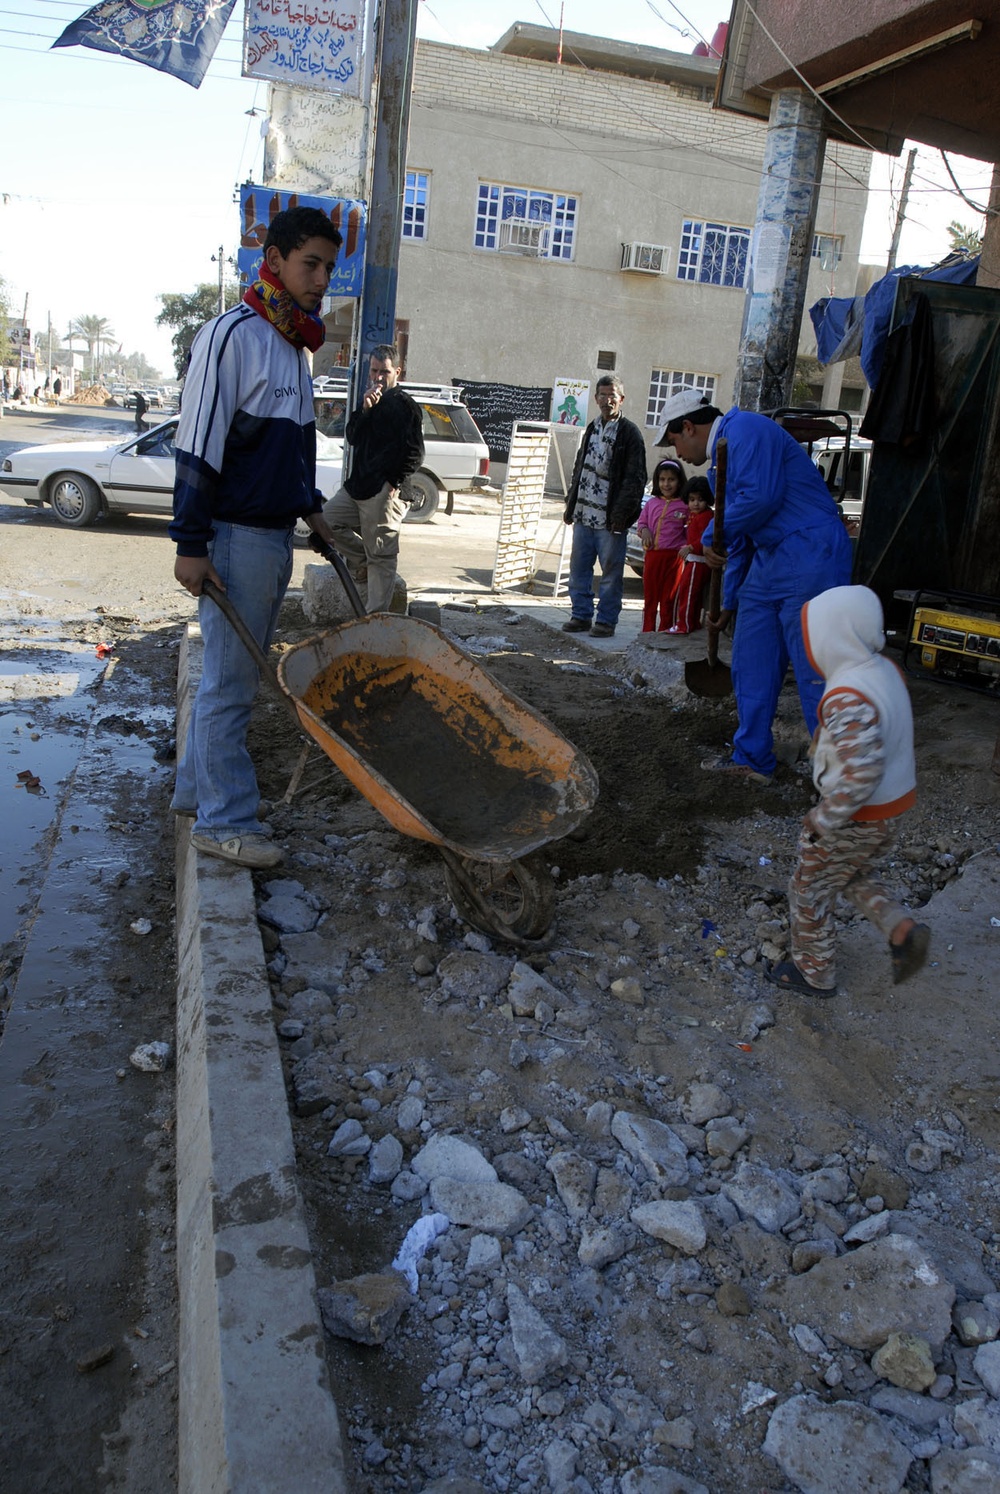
[
  {"left": 0, "top": 643, "right": 109, "bottom": 948},
  {"left": 0, "top": 711, "right": 88, "bottom": 947}
]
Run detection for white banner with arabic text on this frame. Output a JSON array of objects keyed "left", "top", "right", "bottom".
[{"left": 243, "top": 0, "right": 363, "bottom": 96}]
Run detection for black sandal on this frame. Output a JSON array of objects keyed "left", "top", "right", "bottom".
[
  {"left": 763, "top": 960, "right": 835, "bottom": 997},
  {"left": 890, "top": 923, "right": 931, "bottom": 985}
]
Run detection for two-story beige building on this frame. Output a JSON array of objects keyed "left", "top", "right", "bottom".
[{"left": 392, "top": 24, "right": 871, "bottom": 460}]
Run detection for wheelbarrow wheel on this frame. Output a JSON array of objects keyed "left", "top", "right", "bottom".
[{"left": 443, "top": 853, "right": 555, "bottom": 945}]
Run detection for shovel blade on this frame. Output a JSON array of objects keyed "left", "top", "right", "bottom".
[{"left": 685, "top": 657, "right": 733, "bottom": 698}]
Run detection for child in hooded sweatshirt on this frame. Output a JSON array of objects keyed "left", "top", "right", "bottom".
[
  {"left": 765, "top": 585, "right": 930, "bottom": 995},
  {"left": 637, "top": 457, "right": 688, "bottom": 632}
]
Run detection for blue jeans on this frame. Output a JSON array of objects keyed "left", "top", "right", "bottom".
[
  {"left": 567, "top": 522, "right": 628, "bottom": 626},
  {"left": 174, "top": 521, "right": 294, "bottom": 838}
]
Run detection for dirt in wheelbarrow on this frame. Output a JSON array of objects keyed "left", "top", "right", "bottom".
[{"left": 249, "top": 598, "right": 1000, "bottom": 1494}]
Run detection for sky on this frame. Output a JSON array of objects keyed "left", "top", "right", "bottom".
[{"left": 0, "top": 0, "right": 993, "bottom": 378}]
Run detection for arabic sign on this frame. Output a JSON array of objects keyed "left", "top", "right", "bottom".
[
  {"left": 552, "top": 379, "right": 589, "bottom": 427},
  {"left": 238, "top": 185, "right": 367, "bottom": 299},
  {"left": 242, "top": 0, "right": 362, "bottom": 95}
]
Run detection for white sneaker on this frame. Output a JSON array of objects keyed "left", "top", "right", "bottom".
[{"left": 190, "top": 832, "right": 283, "bottom": 869}]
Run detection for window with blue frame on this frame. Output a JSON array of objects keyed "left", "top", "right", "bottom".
[
  {"left": 474, "top": 182, "right": 578, "bottom": 261},
  {"left": 677, "top": 220, "right": 750, "bottom": 287},
  {"left": 403, "top": 170, "right": 430, "bottom": 240}
]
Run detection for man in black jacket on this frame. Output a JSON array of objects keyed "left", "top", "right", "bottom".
[
  {"left": 562, "top": 375, "right": 648, "bottom": 637},
  {"left": 322, "top": 343, "right": 424, "bottom": 611}
]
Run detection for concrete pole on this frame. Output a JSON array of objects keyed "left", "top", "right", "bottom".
[
  {"left": 976, "top": 161, "right": 1000, "bottom": 289},
  {"left": 733, "top": 88, "right": 827, "bottom": 412},
  {"left": 354, "top": 0, "right": 418, "bottom": 400},
  {"left": 886, "top": 146, "right": 917, "bottom": 273}
]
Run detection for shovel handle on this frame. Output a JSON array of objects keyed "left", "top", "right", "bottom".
[
  {"left": 706, "top": 438, "right": 727, "bottom": 668},
  {"left": 201, "top": 579, "right": 300, "bottom": 725}
]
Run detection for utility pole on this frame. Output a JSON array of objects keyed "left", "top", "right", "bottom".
[
  {"left": 212, "top": 245, "right": 225, "bottom": 315},
  {"left": 19, "top": 292, "right": 28, "bottom": 390},
  {"left": 47, "top": 313, "right": 53, "bottom": 388},
  {"left": 354, "top": 0, "right": 418, "bottom": 408},
  {"left": 732, "top": 89, "right": 826, "bottom": 412},
  {"left": 886, "top": 146, "right": 918, "bottom": 273}
]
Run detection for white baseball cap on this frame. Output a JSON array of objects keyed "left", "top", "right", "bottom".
[{"left": 655, "top": 386, "right": 711, "bottom": 444}]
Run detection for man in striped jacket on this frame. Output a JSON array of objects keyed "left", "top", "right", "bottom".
[{"left": 170, "top": 206, "right": 341, "bottom": 869}]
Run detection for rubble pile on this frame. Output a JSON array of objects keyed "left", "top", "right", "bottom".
[
  {"left": 66, "top": 383, "right": 113, "bottom": 405},
  {"left": 246, "top": 603, "right": 1000, "bottom": 1494}
]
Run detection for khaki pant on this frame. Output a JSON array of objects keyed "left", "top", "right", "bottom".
[
  {"left": 322, "top": 481, "right": 408, "bottom": 613},
  {"left": 789, "top": 818, "right": 910, "bottom": 990}
]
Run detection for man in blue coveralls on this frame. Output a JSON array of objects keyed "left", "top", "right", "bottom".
[{"left": 657, "top": 388, "right": 852, "bottom": 783}]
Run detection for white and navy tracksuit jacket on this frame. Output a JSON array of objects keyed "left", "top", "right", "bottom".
[{"left": 170, "top": 303, "right": 322, "bottom": 558}]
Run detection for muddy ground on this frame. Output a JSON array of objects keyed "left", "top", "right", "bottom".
[{"left": 246, "top": 599, "right": 1000, "bottom": 1494}]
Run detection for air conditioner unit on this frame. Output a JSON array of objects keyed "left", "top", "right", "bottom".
[
  {"left": 621, "top": 241, "right": 670, "bottom": 274},
  {"left": 499, "top": 219, "right": 551, "bottom": 256}
]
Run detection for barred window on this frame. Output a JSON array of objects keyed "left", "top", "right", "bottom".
[
  {"left": 403, "top": 170, "right": 430, "bottom": 241},
  {"left": 677, "top": 220, "right": 749, "bottom": 287},
  {"left": 646, "top": 369, "right": 717, "bottom": 429},
  {"left": 474, "top": 182, "right": 578, "bottom": 261}
]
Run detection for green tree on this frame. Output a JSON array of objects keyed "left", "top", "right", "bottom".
[
  {"left": 156, "top": 281, "right": 240, "bottom": 379},
  {"left": 946, "top": 220, "right": 984, "bottom": 254},
  {"left": 68, "top": 313, "right": 116, "bottom": 381},
  {"left": 122, "top": 350, "right": 161, "bottom": 384}
]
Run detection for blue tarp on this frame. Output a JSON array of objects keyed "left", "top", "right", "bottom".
[{"left": 809, "top": 254, "right": 981, "bottom": 387}]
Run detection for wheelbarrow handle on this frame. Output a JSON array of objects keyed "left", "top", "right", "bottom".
[
  {"left": 201, "top": 579, "right": 300, "bottom": 725},
  {"left": 307, "top": 533, "right": 367, "bottom": 618}
]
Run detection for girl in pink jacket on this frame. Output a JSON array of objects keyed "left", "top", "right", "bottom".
[{"left": 637, "top": 458, "right": 687, "bottom": 632}]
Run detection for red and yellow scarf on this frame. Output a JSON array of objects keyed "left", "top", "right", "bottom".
[{"left": 243, "top": 259, "right": 326, "bottom": 352}]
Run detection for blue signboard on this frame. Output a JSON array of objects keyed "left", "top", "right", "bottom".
[{"left": 238, "top": 184, "right": 366, "bottom": 299}]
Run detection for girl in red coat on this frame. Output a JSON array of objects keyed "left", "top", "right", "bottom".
[
  {"left": 636, "top": 458, "right": 688, "bottom": 632},
  {"left": 669, "top": 476, "right": 713, "bottom": 633}
]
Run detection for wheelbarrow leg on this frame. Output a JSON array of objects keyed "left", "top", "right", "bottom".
[
  {"left": 439, "top": 848, "right": 556, "bottom": 949},
  {"left": 282, "top": 740, "right": 315, "bottom": 804}
]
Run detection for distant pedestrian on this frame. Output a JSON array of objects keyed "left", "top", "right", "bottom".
[
  {"left": 765, "top": 585, "right": 929, "bottom": 995},
  {"left": 133, "top": 390, "right": 148, "bottom": 433},
  {"left": 53, "top": 376, "right": 62, "bottom": 400},
  {"left": 322, "top": 344, "right": 424, "bottom": 612},
  {"left": 562, "top": 375, "right": 647, "bottom": 639}
]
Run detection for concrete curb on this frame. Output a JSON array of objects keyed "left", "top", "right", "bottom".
[{"left": 174, "top": 623, "right": 346, "bottom": 1494}]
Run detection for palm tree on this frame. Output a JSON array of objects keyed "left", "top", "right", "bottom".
[
  {"left": 68, "top": 314, "right": 115, "bottom": 382},
  {"left": 946, "top": 220, "right": 983, "bottom": 255}
]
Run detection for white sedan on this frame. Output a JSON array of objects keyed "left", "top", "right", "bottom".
[{"left": 0, "top": 419, "right": 344, "bottom": 528}]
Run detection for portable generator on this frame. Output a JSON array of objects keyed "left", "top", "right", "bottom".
[{"left": 898, "top": 588, "right": 1000, "bottom": 693}]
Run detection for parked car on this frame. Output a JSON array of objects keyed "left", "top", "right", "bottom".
[
  {"left": 313, "top": 376, "right": 492, "bottom": 523},
  {"left": 0, "top": 417, "right": 345, "bottom": 529},
  {"left": 812, "top": 436, "right": 872, "bottom": 536}
]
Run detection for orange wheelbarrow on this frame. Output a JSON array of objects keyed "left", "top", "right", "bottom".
[{"left": 204, "top": 547, "right": 597, "bottom": 948}]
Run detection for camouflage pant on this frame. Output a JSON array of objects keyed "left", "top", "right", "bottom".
[{"left": 789, "top": 819, "right": 909, "bottom": 990}]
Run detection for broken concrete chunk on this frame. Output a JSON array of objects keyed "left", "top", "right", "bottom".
[{"left": 318, "top": 1272, "right": 412, "bottom": 1345}]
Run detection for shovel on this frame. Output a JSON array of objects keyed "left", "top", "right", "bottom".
[{"left": 685, "top": 436, "right": 733, "bottom": 698}]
